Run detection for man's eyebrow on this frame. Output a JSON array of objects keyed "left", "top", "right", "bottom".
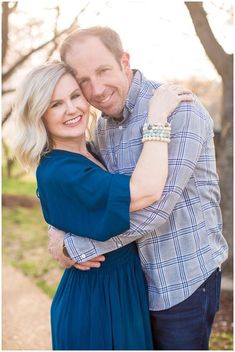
[
  {"left": 77, "top": 65, "right": 111, "bottom": 80},
  {"left": 96, "top": 64, "right": 111, "bottom": 71},
  {"left": 70, "top": 88, "right": 81, "bottom": 95}
]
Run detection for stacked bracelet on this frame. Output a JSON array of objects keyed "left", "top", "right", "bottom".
[{"left": 142, "top": 122, "right": 171, "bottom": 143}]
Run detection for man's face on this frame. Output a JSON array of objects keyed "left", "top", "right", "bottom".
[{"left": 65, "top": 36, "right": 132, "bottom": 118}]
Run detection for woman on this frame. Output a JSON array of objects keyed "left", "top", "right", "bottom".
[{"left": 12, "top": 61, "right": 192, "bottom": 350}]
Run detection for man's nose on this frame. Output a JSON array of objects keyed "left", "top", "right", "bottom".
[{"left": 91, "top": 78, "right": 105, "bottom": 98}]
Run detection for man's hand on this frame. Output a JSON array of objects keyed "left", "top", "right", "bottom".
[
  {"left": 48, "top": 226, "right": 105, "bottom": 270},
  {"left": 48, "top": 227, "right": 75, "bottom": 268},
  {"left": 73, "top": 256, "right": 106, "bottom": 270}
]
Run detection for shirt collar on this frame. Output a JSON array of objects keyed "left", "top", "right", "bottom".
[{"left": 101, "top": 69, "right": 144, "bottom": 124}]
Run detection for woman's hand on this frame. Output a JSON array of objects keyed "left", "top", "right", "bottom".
[{"left": 148, "top": 83, "right": 193, "bottom": 124}]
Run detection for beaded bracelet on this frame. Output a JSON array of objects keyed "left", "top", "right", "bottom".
[{"left": 142, "top": 122, "right": 171, "bottom": 143}]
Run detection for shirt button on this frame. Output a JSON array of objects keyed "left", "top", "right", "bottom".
[
  {"left": 81, "top": 254, "right": 86, "bottom": 259},
  {"left": 118, "top": 126, "right": 123, "bottom": 130}
]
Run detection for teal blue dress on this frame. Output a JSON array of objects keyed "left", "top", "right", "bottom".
[{"left": 36, "top": 149, "right": 153, "bottom": 350}]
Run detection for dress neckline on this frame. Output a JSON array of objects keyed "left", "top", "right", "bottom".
[{"left": 49, "top": 149, "right": 107, "bottom": 171}]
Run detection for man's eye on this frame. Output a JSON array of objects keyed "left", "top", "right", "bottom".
[
  {"left": 100, "top": 68, "right": 109, "bottom": 73},
  {"left": 79, "top": 79, "right": 88, "bottom": 85},
  {"left": 72, "top": 93, "right": 80, "bottom": 99}
]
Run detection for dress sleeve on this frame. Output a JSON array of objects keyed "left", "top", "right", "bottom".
[{"left": 37, "top": 157, "right": 131, "bottom": 241}]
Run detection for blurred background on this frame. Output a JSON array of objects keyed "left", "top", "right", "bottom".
[{"left": 2, "top": 0, "right": 233, "bottom": 350}]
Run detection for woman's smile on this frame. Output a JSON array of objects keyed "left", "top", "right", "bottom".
[{"left": 64, "top": 114, "right": 83, "bottom": 126}]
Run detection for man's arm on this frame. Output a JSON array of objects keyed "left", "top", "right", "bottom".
[
  {"left": 48, "top": 227, "right": 106, "bottom": 269},
  {"left": 125, "top": 99, "right": 211, "bottom": 233},
  {"left": 63, "top": 229, "right": 142, "bottom": 262},
  {"left": 89, "top": 100, "right": 210, "bottom": 239},
  {"left": 51, "top": 100, "right": 211, "bottom": 264}
]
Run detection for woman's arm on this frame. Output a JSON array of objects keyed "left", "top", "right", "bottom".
[{"left": 129, "top": 84, "right": 193, "bottom": 212}]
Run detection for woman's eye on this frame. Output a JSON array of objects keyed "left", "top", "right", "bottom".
[{"left": 50, "top": 101, "right": 62, "bottom": 108}]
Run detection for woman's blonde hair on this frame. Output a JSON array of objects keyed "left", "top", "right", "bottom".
[{"left": 11, "top": 61, "right": 94, "bottom": 171}]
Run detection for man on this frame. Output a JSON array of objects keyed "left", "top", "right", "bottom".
[{"left": 48, "top": 26, "right": 228, "bottom": 350}]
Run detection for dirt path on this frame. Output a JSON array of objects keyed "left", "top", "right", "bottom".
[
  {"left": 2, "top": 264, "right": 52, "bottom": 350},
  {"left": 2, "top": 262, "right": 232, "bottom": 350}
]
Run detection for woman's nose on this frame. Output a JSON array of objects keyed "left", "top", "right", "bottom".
[{"left": 66, "top": 101, "right": 77, "bottom": 114}]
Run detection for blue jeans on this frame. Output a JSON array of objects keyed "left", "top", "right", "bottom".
[{"left": 150, "top": 268, "right": 222, "bottom": 350}]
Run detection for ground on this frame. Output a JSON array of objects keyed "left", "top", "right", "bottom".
[
  {"left": 2, "top": 265, "right": 51, "bottom": 350},
  {"left": 3, "top": 263, "right": 233, "bottom": 350},
  {"left": 210, "top": 290, "right": 233, "bottom": 350},
  {"left": 2, "top": 194, "right": 233, "bottom": 350}
]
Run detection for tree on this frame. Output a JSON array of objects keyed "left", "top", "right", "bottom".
[
  {"left": 2, "top": 1, "right": 90, "bottom": 176},
  {"left": 185, "top": 1, "right": 233, "bottom": 274}
]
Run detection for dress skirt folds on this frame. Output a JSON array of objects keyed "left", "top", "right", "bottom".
[{"left": 51, "top": 243, "right": 153, "bottom": 350}]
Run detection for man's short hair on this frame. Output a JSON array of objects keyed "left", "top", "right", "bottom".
[{"left": 60, "top": 26, "right": 124, "bottom": 65}]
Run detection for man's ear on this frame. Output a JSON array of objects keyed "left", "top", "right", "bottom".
[{"left": 121, "top": 52, "right": 131, "bottom": 71}]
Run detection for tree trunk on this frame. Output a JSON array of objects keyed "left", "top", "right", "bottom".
[
  {"left": 185, "top": 1, "right": 233, "bottom": 275},
  {"left": 6, "top": 159, "right": 15, "bottom": 178},
  {"left": 2, "top": 2, "right": 9, "bottom": 64},
  {"left": 217, "top": 62, "right": 233, "bottom": 275}
]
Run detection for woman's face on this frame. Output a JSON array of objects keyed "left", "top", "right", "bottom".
[{"left": 43, "top": 74, "right": 90, "bottom": 146}]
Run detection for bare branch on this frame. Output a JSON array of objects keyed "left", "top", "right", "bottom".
[
  {"left": 46, "top": 6, "right": 60, "bottom": 60},
  {"left": 2, "top": 88, "right": 16, "bottom": 95},
  {"left": 46, "top": 43, "right": 57, "bottom": 61},
  {"left": 2, "top": 2, "right": 10, "bottom": 64},
  {"left": 2, "top": 0, "right": 92, "bottom": 129},
  {"left": 9, "top": 2, "right": 18, "bottom": 13},
  {"left": 2, "top": 0, "right": 18, "bottom": 63},
  {"left": 3, "top": 37, "right": 56, "bottom": 81},
  {"left": 54, "top": 5, "right": 60, "bottom": 36},
  {"left": 2, "top": 108, "right": 13, "bottom": 127},
  {"left": 210, "top": 0, "right": 233, "bottom": 15},
  {"left": 3, "top": 12, "right": 80, "bottom": 82},
  {"left": 185, "top": 2, "right": 233, "bottom": 79}
]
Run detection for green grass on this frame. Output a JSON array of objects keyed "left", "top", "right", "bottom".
[
  {"left": 210, "top": 332, "right": 233, "bottom": 350},
  {"left": 2, "top": 163, "right": 63, "bottom": 298},
  {"left": 2, "top": 206, "right": 63, "bottom": 298},
  {"left": 36, "top": 279, "right": 56, "bottom": 299},
  {"left": 2, "top": 159, "right": 36, "bottom": 196},
  {"left": 2, "top": 176, "right": 37, "bottom": 196}
]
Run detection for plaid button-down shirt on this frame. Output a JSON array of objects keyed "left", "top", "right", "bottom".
[{"left": 64, "top": 70, "right": 228, "bottom": 311}]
